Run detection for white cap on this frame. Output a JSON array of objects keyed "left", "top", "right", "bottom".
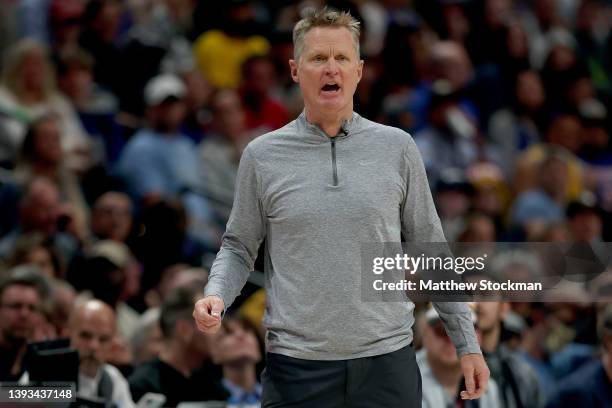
[{"left": 144, "top": 74, "right": 187, "bottom": 106}]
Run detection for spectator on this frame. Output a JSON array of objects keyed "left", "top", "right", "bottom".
[
  {"left": 546, "top": 304, "right": 612, "bottom": 407},
  {"left": 417, "top": 306, "right": 502, "bottom": 408},
  {"left": 0, "top": 266, "right": 51, "bottom": 381},
  {"left": 0, "top": 39, "right": 91, "bottom": 170},
  {"left": 128, "top": 286, "right": 224, "bottom": 407},
  {"left": 116, "top": 74, "right": 218, "bottom": 247},
  {"left": 6, "top": 232, "right": 63, "bottom": 280},
  {"left": 72, "top": 240, "right": 141, "bottom": 342},
  {"left": 68, "top": 298, "right": 135, "bottom": 408},
  {"left": 0, "top": 177, "right": 80, "bottom": 263},
  {"left": 514, "top": 114, "right": 585, "bottom": 201},
  {"left": 414, "top": 82, "right": 480, "bottom": 187},
  {"left": 510, "top": 151, "right": 570, "bottom": 236},
  {"left": 199, "top": 89, "right": 252, "bottom": 223},
  {"left": 148, "top": 264, "right": 208, "bottom": 309},
  {"left": 458, "top": 213, "right": 497, "bottom": 242},
  {"left": 78, "top": 0, "right": 124, "bottom": 96},
  {"left": 48, "top": 278, "right": 76, "bottom": 338},
  {"left": 177, "top": 68, "right": 213, "bottom": 144},
  {"left": 488, "top": 70, "right": 547, "bottom": 177},
  {"left": 578, "top": 99, "right": 611, "bottom": 165},
  {"left": 56, "top": 47, "right": 121, "bottom": 163},
  {"left": 130, "top": 308, "right": 162, "bottom": 366},
  {"left": 193, "top": 2, "right": 270, "bottom": 89},
  {"left": 12, "top": 114, "right": 90, "bottom": 235},
  {"left": 434, "top": 168, "right": 474, "bottom": 242},
  {"left": 566, "top": 192, "right": 604, "bottom": 243},
  {"left": 475, "top": 301, "right": 544, "bottom": 408},
  {"left": 90, "top": 191, "right": 133, "bottom": 244},
  {"left": 48, "top": 0, "right": 86, "bottom": 55},
  {"left": 209, "top": 314, "right": 263, "bottom": 405},
  {"left": 240, "top": 55, "right": 289, "bottom": 133}
]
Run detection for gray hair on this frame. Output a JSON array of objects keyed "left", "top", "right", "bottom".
[{"left": 292, "top": 7, "right": 361, "bottom": 62}]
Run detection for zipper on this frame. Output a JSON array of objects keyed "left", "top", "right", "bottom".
[{"left": 330, "top": 138, "right": 338, "bottom": 186}]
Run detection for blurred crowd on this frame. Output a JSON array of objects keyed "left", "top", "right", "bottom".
[{"left": 0, "top": 0, "right": 611, "bottom": 407}]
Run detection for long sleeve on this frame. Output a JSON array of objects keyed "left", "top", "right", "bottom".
[
  {"left": 203, "top": 146, "right": 266, "bottom": 309},
  {"left": 401, "top": 134, "right": 481, "bottom": 357}
]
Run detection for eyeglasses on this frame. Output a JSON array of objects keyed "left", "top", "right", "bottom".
[{"left": 0, "top": 302, "right": 40, "bottom": 313}]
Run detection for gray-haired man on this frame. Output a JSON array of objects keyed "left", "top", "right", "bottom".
[{"left": 194, "top": 8, "right": 489, "bottom": 407}]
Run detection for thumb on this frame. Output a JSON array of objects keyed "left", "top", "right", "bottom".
[{"left": 209, "top": 298, "right": 223, "bottom": 318}]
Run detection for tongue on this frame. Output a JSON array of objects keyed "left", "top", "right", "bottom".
[{"left": 322, "top": 84, "right": 339, "bottom": 91}]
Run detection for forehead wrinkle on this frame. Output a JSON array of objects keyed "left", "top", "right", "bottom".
[{"left": 301, "top": 27, "right": 358, "bottom": 58}]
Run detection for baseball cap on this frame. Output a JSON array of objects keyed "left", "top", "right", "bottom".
[
  {"left": 144, "top": 74, "right": 187, "bottom": 106},
  {"left": 88, "top": 240, "right": 131, "bottom": 270}
]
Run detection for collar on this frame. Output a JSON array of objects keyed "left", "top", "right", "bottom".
[
  {"left": 221, "top": 378, "right": 262, "bottom": 403},
  {"left": 296, "top": 110, "right": 361, "bottom": 143}
]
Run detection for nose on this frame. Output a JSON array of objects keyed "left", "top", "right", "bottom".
[{"left": 324, "top": 58, "right": 339, "bottom": 75}]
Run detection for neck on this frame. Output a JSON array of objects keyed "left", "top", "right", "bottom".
[
  {"left": 427, "top": 352, "right": 462, "bottom": 394},
  {"left": 159, "top": 344, "right": 198, "bottom": 378},
  {"left": 223, "top": 363, "right": 257, "bottom": 392},
  {"left": 481, "top": 324, "right": 501, "bottom": 354},
  {"left": 305, "top": 106, "right": 352, "bottom": 137}
]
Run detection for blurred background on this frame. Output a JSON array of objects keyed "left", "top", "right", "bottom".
[{"left": 0, "top": 0, "right": 611, "bottom": 407}]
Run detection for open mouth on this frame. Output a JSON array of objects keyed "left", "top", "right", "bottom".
[{"left": 321, "top": 83, "right": 340, "bottom": 93}]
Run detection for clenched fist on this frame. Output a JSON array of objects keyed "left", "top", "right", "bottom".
[{"left": 193, "top": 295, "right": 225, "bottom": 334}]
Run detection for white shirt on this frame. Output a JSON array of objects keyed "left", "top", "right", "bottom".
[{"left": 78, "top": 364, "right": 135, "bottom": 408}]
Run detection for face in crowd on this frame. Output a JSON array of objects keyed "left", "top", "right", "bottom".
[
  {"left": 68, "top": 300, "right": 116, "bottom": 378},
  {"left": 0, "top": 283, "right": 43, "bottom": 344}
]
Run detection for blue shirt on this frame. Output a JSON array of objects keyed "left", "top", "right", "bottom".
[
  {"left": 546, "top": 360, "right": 612, "bottom": 408},
  {"left": 221, "top": 378, "right": 262, "bottom": 406},
  {"left": 117, "top": 128, "right": 201, "bottom": 199},
  {"left": 510, "top": 189, "right": 564, "bottom": 227}
]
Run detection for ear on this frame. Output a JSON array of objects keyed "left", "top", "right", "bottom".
[
  {"left": 356, "top": 60, "right": 364, "bottom": 84},
  {"left": 289, "top": 59, "right": 299, "bottom": 83}
]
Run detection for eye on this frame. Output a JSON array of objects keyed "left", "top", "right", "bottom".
[
  {"left": 314, "top": 55, "right": 325, "bottom": 62},
  {"left": 337, "top": 55, "right": 348, "bottom": 62}
]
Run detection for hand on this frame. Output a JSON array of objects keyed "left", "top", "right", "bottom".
[
  {"left": 459, "top": 353, "right": 490, "bottom": 400},
  {"left": 193, "top": 295, "right": 225, "bottom": 334}
]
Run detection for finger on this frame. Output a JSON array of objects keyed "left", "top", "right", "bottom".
[
  {"left": 472, "top": 371, "right": 488, "bottom": 398},
  {"left": 464, "top": 366, "right": 476, "bottom": 396},
  {"left": 210, "top": 300, "right": 223, "bottom": 318}
]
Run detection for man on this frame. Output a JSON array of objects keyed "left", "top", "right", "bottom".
[
  {"left": 209, "top": 314, "right": 263, "bottom": 405},
  {"left": 116, "top": 73, "right": 218, "bottom": 248},
  {"left": 0, "top": 176, "right": 79, "bottom": 263},
  {"left": 0, "top": 266, "right": 51, "bottom": 381},
  {"left": 475, "top": 302, "right": 544, "bottom": 408},
  {"left": 199, "top": 89, "right": 251, "bottom": 224},
  {"left": 418, "top": 307, "right": 501, "bottom": 408},
  {"left": 68, "top": 299, "right": 135, "bottom": 408},
  {"left": 194, "top": 8, "right": 489, "bottom": 407},
  {"left": 546, "top": 304, "right": 612, "bottom": 407},
  {"left": 90, "top": 191, "right": 134, "bottom": 243},
  {"left": 129, "top": 286, "right": 225, "bottom": 407}
]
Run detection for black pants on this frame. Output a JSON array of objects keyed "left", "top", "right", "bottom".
[{"left": 261, "top": 345, "right": 422, "bottom": 408}]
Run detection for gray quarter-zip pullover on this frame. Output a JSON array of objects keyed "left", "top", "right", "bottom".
[{"left": 204, "top": 111, "right": 481, "bottom": 360}]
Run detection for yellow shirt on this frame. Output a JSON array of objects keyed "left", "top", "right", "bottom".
[{"left": 193, "top": 30, "right": 270, "bottom": 89}]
